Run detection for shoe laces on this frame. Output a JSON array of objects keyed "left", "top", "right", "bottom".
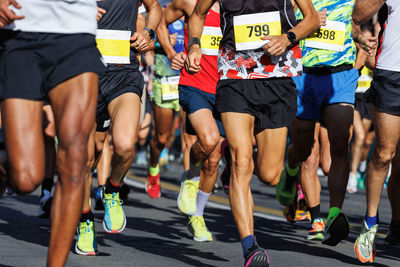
[
  {"left": 80, "top": 220, "right": 95, "bottom": 242},
  {"left": 360, "top": 223, "right": 377, "bottom": 247},
  {"left": 104, "top": 193, "right": 123, "bottom": 213}
]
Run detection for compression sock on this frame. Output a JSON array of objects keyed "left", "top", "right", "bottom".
[
  {"left": 327, "top": 207, "right": 341, "bottom": 223},
  {"left": 365, "top": 213, "right": 379, "bottom": 228},
  {"left": 309, "top": 204, "right": 322, "bottom": 222},
  {"left": 148, "top": 164, "right": 159, "bottom": 176},
  {"left": 105, "top": 178, "right": 120, "bottom": 194},
  {"left": 241, "top": 235, "right": 256, "bottom": 256},
  {"left": 80, "top": 208, "right": 94, "bottom": 222},
  {"left": 286, "top": 163, "right": 299, "bottom": 177},
  {"left": 193, "top": 190, "right": 211, "bottom": 217}
]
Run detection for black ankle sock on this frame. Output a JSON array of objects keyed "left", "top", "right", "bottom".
[
  {"left": 105, "top": 178, "right": 120, "bottom": 194},
  {"left": 80, "top": 209, "right": 94, "bottom": 222},
  {"left": 309, "top": 205, "right": 321, "bottom": 221},
  {"left": 41, "top": 177, "right": 54, "bottom": 196}
]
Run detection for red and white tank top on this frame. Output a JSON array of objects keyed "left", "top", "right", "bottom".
[
  {"left": 178, "top": 9, "right": 221, "bottom": 94},
  {"left": 376, "top": 0, "right": 400, "bottom": 72}
]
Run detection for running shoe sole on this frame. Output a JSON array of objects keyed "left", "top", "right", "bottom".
[
  {"left": 322, "top": 213, "right": 350, "bottom": 246},
  {"left": 187, "top": 224, "right": 212, "bottom": 242},
  {"left": 354, "top": 238, "right": 375, "bottom": 263},
  {"left": 103, "top": 214, "right": 127, "bottom": 234},
  {"left": 306, "top": 233, "right": 324, "bottom": 241}
]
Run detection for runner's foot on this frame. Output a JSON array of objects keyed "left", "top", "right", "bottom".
[
  {"left": 307, "top": 218, "right": 325, "bottom": 240},
  {"left": 177, "top": 171, "right": 199, "bottom": 215},
  {"left": 322, "top": 211, "right": 350, "bottom": 246},
  {"left": 244, "top": 242, "right": 269, "bottom": 267},
  {"left": 75, "top": 219, "right": 98, "bottom": 256},
  {"left": 347, "top": 172, "right": 358, "bottom": 193},
  {"left": 354, "top": 220, "right": 377, "bottom": 263},
  {"left": 146, "top": 171, "right": 161, "bottom": 199},
  {"left": 188, "top": 215, "right": 212, "bottom": 242},
  {"left": 103, "top": 189, "right": 126, "bottom": 233}
]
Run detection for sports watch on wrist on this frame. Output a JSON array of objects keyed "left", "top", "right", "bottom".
[
  {"left": 143, "top": 27, "right": 155, "bottom": 40},
  {"left": 286, "top": 31, "right": 297, "bottom": 45},
  {"left": 187, "top": 37, "right": 201, "bottom": 51}
]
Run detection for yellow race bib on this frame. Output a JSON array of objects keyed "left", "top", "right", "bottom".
[
  {"left": 201, "top": 26, "right": 223, "bottom": 56},
  {"left": 161, "top": 76, "right": 180, "bottom": 101},
  {"left": 233, "top": 11, "right": 281, "bottom": 51},
  {"left": 305, "top": 21, "right": 345, "bottom": 52},
  {"left": 96, "top": 29, "right": 131, "bottom": 64},
  {"left": 357, "top": 67, "right": 373, "bottom": 93}
]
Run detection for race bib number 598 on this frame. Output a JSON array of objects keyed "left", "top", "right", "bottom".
[
  {"left": 233, "top": 11, "right": 281, "bottom": 51},
  {"left": 305, "top": 20, "right": 346, "bottom": 52}
]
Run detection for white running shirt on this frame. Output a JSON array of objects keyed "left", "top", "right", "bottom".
[
  {"left": 1, "top": 0, "right": 98, "bottom": 35},
  {"left": 376, "top": 0, "right": 400, "bottom": 72}
]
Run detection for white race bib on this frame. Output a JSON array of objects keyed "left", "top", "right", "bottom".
[
  {"left": 201, "top": 26, "right": 223, "bottom": 56},
  {"left": 305, "top": 21, "right": 346, "bottom": 52},
  {"left": 233, "top": 12, "right": 281, "bottom": 51},
  {"left": 161, "top": 76, "right": 180, "bottom": 101},
  {"left": 96, "top": 29, "right": 131, "bottom": 64}
]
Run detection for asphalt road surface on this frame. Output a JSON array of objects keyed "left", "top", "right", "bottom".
[{"left": 0, "top": 162, "right": 399, "bottom": 266}]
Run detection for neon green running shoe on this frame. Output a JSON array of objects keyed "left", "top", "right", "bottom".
[
  {"left": 276, "top": 164, "right": 298, "bottom": 206},
  {"left": 75, "top": 219, "right": 98, "bottom": 256},
  {"left": 177, "top": 171, "right": 199, "bottom": 215},
  {"left": 188, "top": 216, "right": 213, "bottom": 242},
  {"left": 103, "top": 191, "right": 126, "bottom": 233}
]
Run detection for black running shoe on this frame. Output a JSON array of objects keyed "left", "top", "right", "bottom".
[
  {"left": 384, "top": 221, "right": 400, "bottom": 246},
  {"left": 244, "top": 243, "right": 269, "bottom": 267},
  {"left": 119, "top": 182, "right": 130, "bottom": 202},
  {"left": 220, "top": 140, "right": 231, "bottom": 195},
  {"left": 322, "top": 212, "right": 350, "bottom": 246}
]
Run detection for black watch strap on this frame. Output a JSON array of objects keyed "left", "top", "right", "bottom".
[
  {"left": 187, "top": 37, "right": 201, "bottom": 50},
  {"left": 286, "top": 31, "right": 297, "bottom": 44},
  {"left": 144, "top": 27, "right": 155, "bottom": 40}
]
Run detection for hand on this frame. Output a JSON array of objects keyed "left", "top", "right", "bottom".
[
  {"left": 169, "top": 33, "right": 178, "bottom": 47},
  {"left": 170, "top": 52, "right": 186, "bottom": 70},
  {"left": 185, "top": 45, "right": 201, "bottom": 74},
  {"left": 359, "top": 35, "right": 378, "bottom": 56},
  {"left": 0, "top": 0, "right": 24, "bottom": 27},
  {"left": 130, "top": 30, "right": 151, "bottom": 53},
  {"left": 262, "top": 34, "right": 291, "bottom": 57},
  {"left": 97, "top": 7, "right": 106, "bottom": 22},
  {"left": 318, "top": 8, "right": 327, "bottom": 26}
]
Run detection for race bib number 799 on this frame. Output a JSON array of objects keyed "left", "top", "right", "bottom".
[{"left": 233, "top": 11, "right": 281, "bottom": 51}]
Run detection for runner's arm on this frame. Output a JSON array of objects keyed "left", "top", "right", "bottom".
[
  {"left": 185, "top": 0, "right": 216, "bottom": 73},
  {"left": 263, "top": 0, "right": 319, "bottom": 56},
  {"left": 351, "top": 22, "right": 377, "bottom": 56},
  {"left": 131, "top": 0, "right": 162, "bottom": 52},
  {"left": 353, "top": 0, "right": 386, "bottom": 25},
  {"left": 156, "top": 0, "right": 186, "bottom": 60}
]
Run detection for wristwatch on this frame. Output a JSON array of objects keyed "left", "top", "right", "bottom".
[
  {"left": 187, "top": 37, "right": 201, "bottom": 50},
  {"left": 286, "top": 31, "right": 297, "bottom": 45},
  {"left": 144, "top": 27, "right": 155, "bottom": 40}
]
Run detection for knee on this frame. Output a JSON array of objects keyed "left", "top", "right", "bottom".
[
  {"left": 373, "top": 147, "right": 395, "bottom": 169},
  {"left": 303, "top": 151, "right": 320, "bottom": 172},
  {"left": 199, "top": 132, "right": 219, "bottom": 156},
  {"left": 354, "top": 131, "right": 366, "bottom": 146},
  {"left": 231, "top": 149, "right": 254, "bottom": 180},
  {"left": 155, "top": 132, "right": 169, "bottom": 148},
  {"left": 258, "top": 166, "right": 282, "bottom": 186},
  {"left": 114, "top": 140, "right": 135, "bottom": 161},
  {"left": 11, "top": 169, "right": 42, "bottom": 195}
]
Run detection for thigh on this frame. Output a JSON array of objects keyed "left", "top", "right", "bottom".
[
  {"left": 221, "top": 112, "right": 254, "bottom": 158},
  {"left": 255, "top": 127, "right": 287, "bottom": 169},
  {"left": 323, "top": 103, "right": 354, "bottom": 144},
  {"left": 188, "top": 108, "right": 220, "bottom": 142},
  {"left": 49, "top": 72, "right": 98, "bottom": 147},
  {"left": 108, "top": 92, "right": 141, "bottom": 146},
  {"left": 1, "top": 99, "right": 45, "bottom": 178}
]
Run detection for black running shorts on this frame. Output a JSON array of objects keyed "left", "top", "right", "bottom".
[
  {"left": 355, "top": 93, "right": 373, "bottom": 120},
  {"left": 97, "top": 66, "right": 144, "bottom": 116},
  {"left": 216, "top": 77, "right": 297, "bottom": 130},
  {"left": 369, "top": 68, "right": 400, "bottom": 115},
  {"left": 0, "top": 30, "right": 105, "bottom": 100}
]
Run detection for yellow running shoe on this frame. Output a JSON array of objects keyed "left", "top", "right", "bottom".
[
  {"left": 188, "top": 216, "right": 213, "bottom": 242},
  {"left": 75, "top": 219, "right": 98, "bottom": 256},
  {"left": 103, "top": 191, "right": 126, "bottom": 233},
  {"left": 177, "top": 171, "right": 199, "bottom": 215}
]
